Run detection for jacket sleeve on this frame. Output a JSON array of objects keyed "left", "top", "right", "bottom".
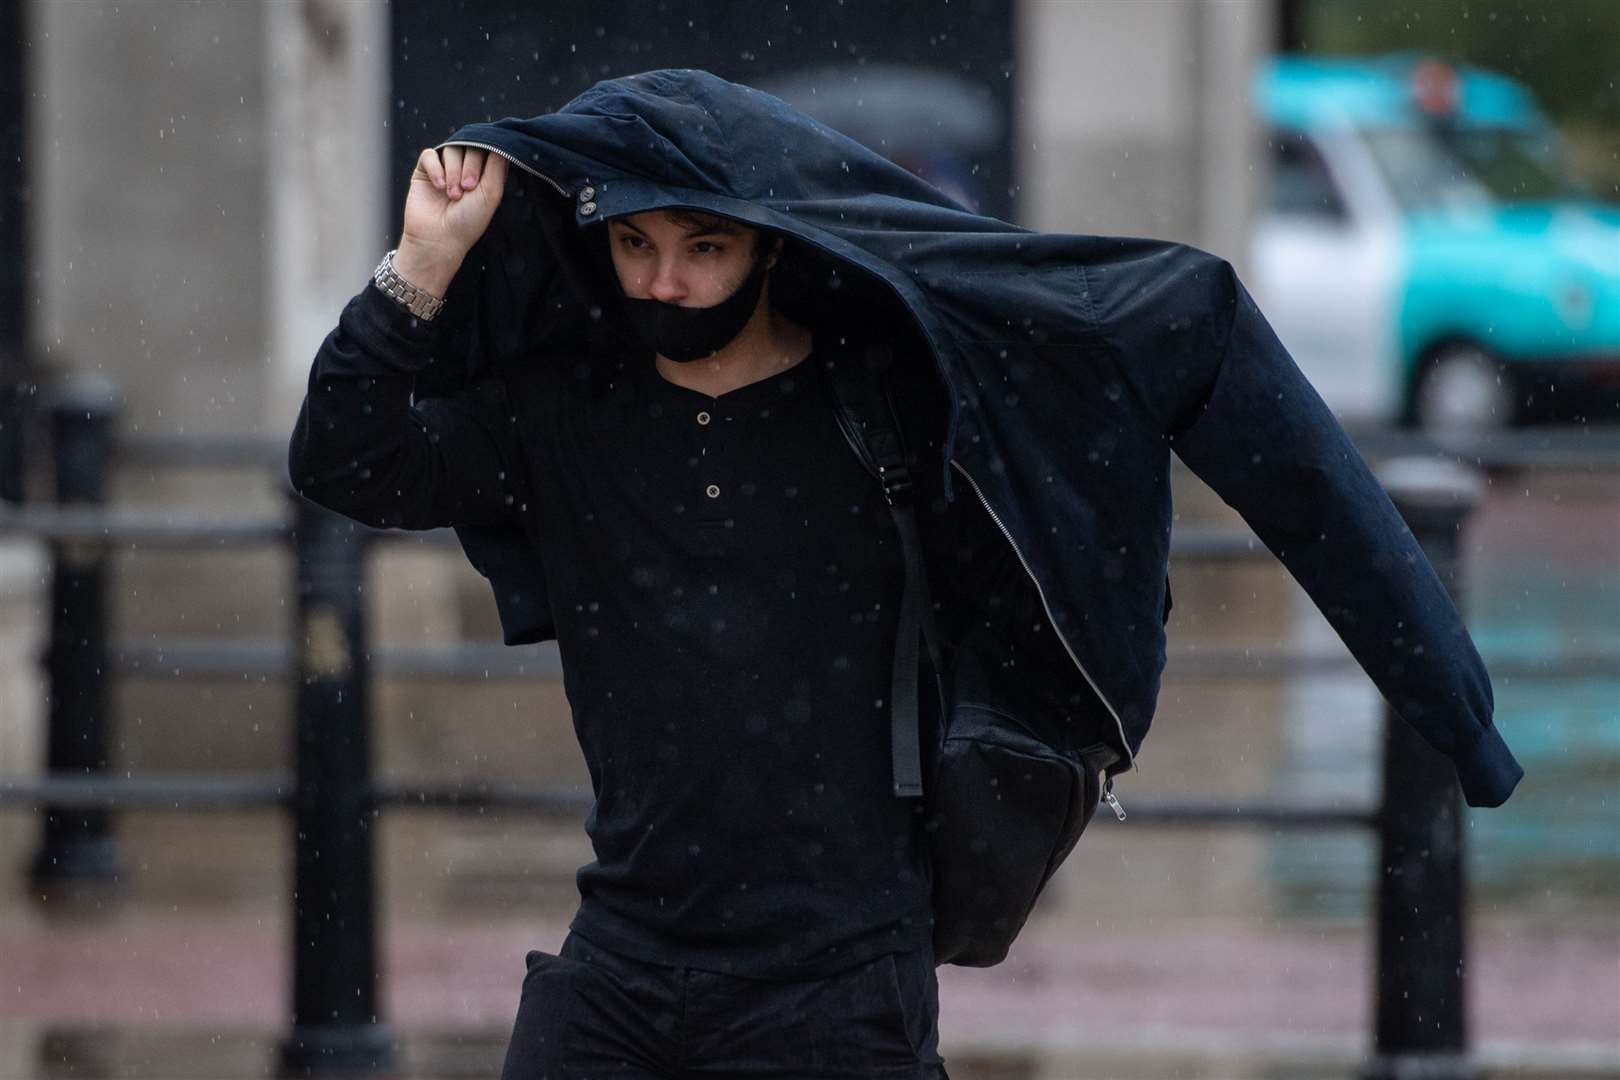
[
  {"left": 287, "top": 281, "right": 526, "bottom": 531},
  {"left": 1091, "top": 242, "right": 1523, "bottom": 808}
]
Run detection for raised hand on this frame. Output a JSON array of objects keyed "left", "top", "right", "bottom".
[{"left": 393, "top": 146, "right": 509, "bottom": 297}]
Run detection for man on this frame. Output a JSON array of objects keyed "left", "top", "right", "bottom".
[
  {"left": 289, "top": 68, "right": 1522, "bottom": 1079},
  {"left": 291, "top": 145, "right": 976, "bottom": 1075}
]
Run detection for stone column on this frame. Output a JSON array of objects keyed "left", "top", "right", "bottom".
[
  {"left": 1189, "top": 0, "right": 1267, "bottom": 273},
  {"left": 1015, "top": 0, "right": 1269, "bottom": 270},
  {"left": 264, "top": 0, "right": 391, "bottom": 434}
]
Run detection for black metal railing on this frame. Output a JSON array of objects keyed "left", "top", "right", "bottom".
[{"left": 2, "top": 375, "right": 1615, "bottom": 1079}]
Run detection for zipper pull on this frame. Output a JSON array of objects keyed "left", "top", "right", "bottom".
[{"left": 1102, "top": 775, "right": 1127, "bottom": 821}]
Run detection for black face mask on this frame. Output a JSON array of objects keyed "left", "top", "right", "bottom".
[{"left": 617, "top": 247, "right": 773, "bottom": 363}]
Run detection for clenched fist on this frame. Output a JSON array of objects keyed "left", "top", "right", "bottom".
[{"left": 393, "top": 146, "right": 509, "bottom": 298}]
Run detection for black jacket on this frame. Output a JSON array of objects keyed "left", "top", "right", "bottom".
[{"left": 289, "top": 68, "right": 1523, "bottom": 809}]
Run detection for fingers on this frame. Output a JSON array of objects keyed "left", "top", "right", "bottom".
[
  {"left": 414, "top": 144, "right": 495, "bottom": 205},
  {"left": 481, "top": 152, "right": 507, "bottom": 197},
  {"left": 415, "top": 147, "right": 446, "bottom": 191},
  {"left": 460, "top": 150, "right": 483, "bottom": 192},
  {"left": 441, "top": 146, "right": 464, "bottom": 198},
  {"left": 415, "top": 146, "right": 494, "bottom": 203}
]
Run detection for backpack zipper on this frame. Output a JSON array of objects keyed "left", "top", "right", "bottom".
[
  {"left": 948, "top": 458, "right": 1138, "bottom": 793},
  {"left": 1102, "top": 776, "right": 1127, "bottom": 821}
]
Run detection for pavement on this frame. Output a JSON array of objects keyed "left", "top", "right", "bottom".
[{"left": 3, "top": 901, "right": 1616, "bottom": 1080}]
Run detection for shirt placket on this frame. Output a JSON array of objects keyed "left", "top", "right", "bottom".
[{"left": 690, "top": 397, "right": 737, "bottom": 526}]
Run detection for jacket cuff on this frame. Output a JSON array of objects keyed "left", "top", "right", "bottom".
[
  {"left": 346, "top": 278, "right": 459, "bottom": 371},
  {"left": 1452, "top": 723, "right": 1524, "bottom": 808}
]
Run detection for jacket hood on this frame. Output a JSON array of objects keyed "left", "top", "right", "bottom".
[
  {"left": 437, "top": 66, "right": 1077, "bottom": 489},
  {"left": 451, "top": 67, "right": 973, "bottom": 210}
]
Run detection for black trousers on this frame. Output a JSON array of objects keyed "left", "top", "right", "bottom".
[{"left": 498, "top": 930, "right": 950, "bottom": 1079}]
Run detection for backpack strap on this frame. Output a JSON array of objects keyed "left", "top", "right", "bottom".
[{"left": 825, "top": 342, "right": 946, "bottom": 799}]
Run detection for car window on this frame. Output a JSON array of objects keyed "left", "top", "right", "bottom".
[
  {"left": 1266, "top": 131, "right": 1348, "bottom": 222},
  {"left": 1360, "top": 125, "right": 1593, "bottom": 210}
]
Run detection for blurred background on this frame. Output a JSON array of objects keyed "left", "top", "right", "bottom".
[{"left": 0, "top": 2, "right": 1615, "bottom": 1079}]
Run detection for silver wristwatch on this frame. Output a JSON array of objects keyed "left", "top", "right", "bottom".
[{"left": 372, "top": 248, "right": 446, "bottom": 321}]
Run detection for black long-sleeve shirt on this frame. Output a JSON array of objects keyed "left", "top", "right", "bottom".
[{"left": 290, "top": 282, "right": 936, "bottom": 978}]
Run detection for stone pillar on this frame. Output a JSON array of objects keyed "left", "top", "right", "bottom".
[
  {"left": 1189, "top": 0, "right": 1267, "bottom": 271},
  {"left": 264, "top": 0, "right": 391, "bottom": 435},
  {"left": 1015, "top": 0, "right": 1269, "bottom": 270},
  {"left": 27, "top": 1, "right": 267, "bottom": 436}
]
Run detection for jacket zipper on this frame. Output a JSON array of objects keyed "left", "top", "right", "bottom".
[
  {"left": 948, "top": 457, "right": 1136, "bottom": 811},
  {"left": 1102, "top": 778, "right": 1127, "bottom": 821},
  {"left": 438, "top": 137, "right": 1129, "bottom": 816},
  {"left": 437, "top": 140, "right": 571, "bottom": 198}
]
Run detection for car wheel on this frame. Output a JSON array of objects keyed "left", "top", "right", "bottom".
[{"left": 1412, "top": 345, "right": 1517, "bottom": 433}]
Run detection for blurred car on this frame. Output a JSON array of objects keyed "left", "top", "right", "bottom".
[{"left": 1249, "top": 53, "right": 1620, "bottom": 431}]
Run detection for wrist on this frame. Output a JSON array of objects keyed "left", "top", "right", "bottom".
[
  {"left": 391, "top": 241, "right": 460, "bottom": 299},
  {"left": 372, "top": 248, "right": 449, "bottom": 322}
]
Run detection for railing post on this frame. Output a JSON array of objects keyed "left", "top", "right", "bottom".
[
  {"left": 0, "top": 362, "right": 30, "bottom": 505},
  {"left": 1365, "top": 458, "right": 1486, "bottom": 1080},
  {"left": 29, "top": 376, "right": 126, "bottom": 892},
  {"left": 279, "top": 492, "right": 395, "bottom": 1077},
  {"left": 0, "top": 0, "right": 28, "bottom": 505}
]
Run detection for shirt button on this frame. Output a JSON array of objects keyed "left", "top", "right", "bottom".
[
  {"left": 578, "top": 185, "right": 596, "bottom": 201},
  {"left": 705, "top": 484, "right": 721, "bottom": 498},
  {"left": 696, "top": 410, "right": 711, "bottom": 426}
]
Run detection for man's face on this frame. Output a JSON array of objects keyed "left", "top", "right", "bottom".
[{"left": 606, "top": 210, "right": 774, "bottom": 307}]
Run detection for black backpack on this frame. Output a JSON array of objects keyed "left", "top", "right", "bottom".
[{"left": 824, "top": 343, "right": 1122, "bottom": 968}]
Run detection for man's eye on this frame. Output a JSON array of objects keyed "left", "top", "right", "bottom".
[{"left": 692, "top": 242, "right": 721, "bottom": 254}]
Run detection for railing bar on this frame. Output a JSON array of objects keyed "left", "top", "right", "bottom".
[
  {"left": 0, "top": 505, "right": 289, "bottom": 545},
  {"left": 370, "top": 782, "right": 593, "bottom": 816},
  {"left": 1165, "top": 651, "right": 1619, "bottom": 679},
  {"left": 95, "top": 637, "right": 1615, "bottom": 681},
  {"left": 0, "top": 506, "right": 466, "bottom": 548},
  {"left": 0, "top": 773, "right": 293, "bottom": 809},
  {"left": 1091, "top": 801, "right": 1379, "bottom": 828},
  {"left": 118, "top": 432, "right": 285, "bottom": 468},
  {"left": 113, "top": 426, "right": 1620, "bottom": 472},
  {"left": 2, "top": 775, "right": 1379, "bottom": 829},
  {"left": 103, "top": 640, "right": 566, "bottom": 679}
]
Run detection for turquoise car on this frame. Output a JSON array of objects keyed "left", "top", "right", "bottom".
[{"left": 1250, "top": 54, "right": 1620, "bottom": 431}]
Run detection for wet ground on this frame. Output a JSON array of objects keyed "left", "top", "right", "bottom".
[
  {"left": 1, "top": 467, "right": 1617, "bottom": 1079},
  {"left": 3, "top": 867, "right": 1615, "bottom": 1079}
]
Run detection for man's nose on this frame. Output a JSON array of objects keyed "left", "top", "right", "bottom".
[{"left": 647, "top": 259, "right": 687, "bottom": 303}]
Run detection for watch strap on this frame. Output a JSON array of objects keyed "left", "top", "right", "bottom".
[{"left": 372, "top": 248, "right": 446, "bottom": 321}]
